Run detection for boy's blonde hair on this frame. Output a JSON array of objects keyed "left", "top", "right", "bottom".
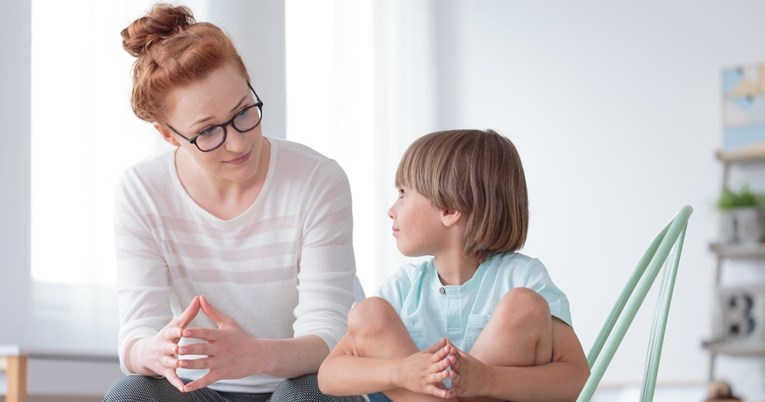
[{"left": 395, "top": 129, "right": 528, "bottom": 261}]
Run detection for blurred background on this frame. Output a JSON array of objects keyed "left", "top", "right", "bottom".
[{"left": 3, "top": 0, "right": 765, "bottom": 401}]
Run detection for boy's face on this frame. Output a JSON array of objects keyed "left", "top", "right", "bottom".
[{"left": 388, "top": 186, "right": 445, "bottom": 257}]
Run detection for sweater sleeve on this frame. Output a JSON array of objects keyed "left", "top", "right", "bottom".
[
  {"left": 113, "top": 169, "right": 173, "bottom": 374},
  {"left": 292, "top": 160, "right": 356, "bottom": 350}
]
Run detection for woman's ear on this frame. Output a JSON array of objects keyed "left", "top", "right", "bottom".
[
  {"left": 153, "top": 122, "right": 181, "bottom": 147},
  {"left": 441, "top": 208, "right": 463, "bottom": 227}
]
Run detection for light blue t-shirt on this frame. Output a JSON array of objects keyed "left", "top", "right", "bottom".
[{"left": 377, "top": 252, "right": 571, "bottom": 352}]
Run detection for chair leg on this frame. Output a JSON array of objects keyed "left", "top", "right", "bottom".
[{"left": 6, "top": 355, "right": 27, "bottom": 402}]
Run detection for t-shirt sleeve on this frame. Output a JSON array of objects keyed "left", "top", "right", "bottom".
[
  {"left": 517, "top": 258, "right": 573, "bottom": 327},
  {"left": 376, "top": 264, "right": 417, "bottom": 315}
]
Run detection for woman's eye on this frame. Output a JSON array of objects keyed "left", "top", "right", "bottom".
[
  {"left": 198, "top": 127, "right": 217, "bottom": 138},
  {"left": 397, "top": 189, "right": 405, "bottom": 198}
]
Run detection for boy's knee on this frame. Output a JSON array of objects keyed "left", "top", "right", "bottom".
[
  {"left": 496, "top": 288, "right": 551, "bottom": 326},
  {"left": 348, "top": 296, "right": 396, "bottom": 334}
]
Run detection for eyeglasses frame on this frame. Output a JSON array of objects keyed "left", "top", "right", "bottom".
[{"left": 165, "top": 83, "right": 264, "bottom": 152}]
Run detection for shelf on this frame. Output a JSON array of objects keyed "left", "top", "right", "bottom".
[
  {"left": 709, "top": 242, "right": 765, "bottom": 258},
  {"left": 716, "top": 143, "right": 765, "bottom": 163},
  {"left": 702, "top": 338, "right": 765, "bottom": 356}
]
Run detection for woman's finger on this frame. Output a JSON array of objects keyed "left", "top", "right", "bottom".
[
  {"left": 178, "top": 357, "right": 211, "bottom": 370},
  {"left": 175, "top": 296, "right": 201, "bottom": 328},
  {"left": 162, "top": 341, "right": 179, "bottom": 355},
  {"left": 183, "top": 372, "right": 219, "bottom": 393},
  {"left": 199, "top": 296, "right": 229, "bottom": 327},
  {"left": 178, "top": 341, "right": 212, "bottom": 356},
  {"left": 182, "top": 327, "right": 221, "bottom": 341},
  {"left": 165, "top": 370, "right": 187, "bottom": 392},
  {"left": 159, "top": 354, "right": 178, "bottom": 368}
]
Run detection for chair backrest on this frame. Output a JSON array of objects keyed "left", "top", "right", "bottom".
[{"left": 577, "top": 205, "right": 693, "bottom": 402}]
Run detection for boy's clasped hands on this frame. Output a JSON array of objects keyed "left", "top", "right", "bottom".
[{"left": 406, "top": 338, "right": 489, "bottom": 399}]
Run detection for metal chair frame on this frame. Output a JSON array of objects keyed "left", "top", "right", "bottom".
[{"left": 577, "top": 205, "right": 693, "bottom": 402}]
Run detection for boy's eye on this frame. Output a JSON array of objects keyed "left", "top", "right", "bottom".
[{"left": 397, "top": 188, "right": 405, "bottom": 198}]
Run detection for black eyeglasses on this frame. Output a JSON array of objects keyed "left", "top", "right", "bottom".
[{"left": 166, "top": 84, "right": 264, "bottom": 152}]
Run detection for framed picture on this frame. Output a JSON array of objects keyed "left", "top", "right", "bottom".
[{"left": 723, "top": 64, "right": 765, "bottom": 152}]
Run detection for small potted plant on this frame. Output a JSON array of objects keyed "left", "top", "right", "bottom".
[{"left": 717, "top": 184, "right": 764, "bottom": 244}]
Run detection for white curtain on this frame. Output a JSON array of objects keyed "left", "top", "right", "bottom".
[
  {"left": 30, "top": 0, "right": 160, "bottom": 352},
  {"left": 28, "top": 0, "right": 286, "bottom": 353},
  {"left": 285, "top": 0, "right": 440, "bottom": 293}
]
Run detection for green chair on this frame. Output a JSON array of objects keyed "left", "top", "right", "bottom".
[{"left": 577, "top": 205, "right": 693, "bottom": 402}]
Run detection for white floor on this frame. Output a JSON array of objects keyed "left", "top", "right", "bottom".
[{"left": 591, "top": 383, "right": 765, "bottom": 402}]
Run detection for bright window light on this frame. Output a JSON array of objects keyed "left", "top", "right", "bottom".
[{"left": 31, "top": 0, "right": 164, "bottom": 286}]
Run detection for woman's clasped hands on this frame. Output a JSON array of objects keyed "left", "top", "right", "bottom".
[{"left": 131, "top": 295, "right": 264, "bottom": 393}]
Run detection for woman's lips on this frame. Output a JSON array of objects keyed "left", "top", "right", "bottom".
[{"left": 226, "top": 149, "right": 251, "bottom": 165}]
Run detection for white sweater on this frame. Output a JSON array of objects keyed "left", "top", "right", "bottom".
[{"left": 113, "top": 138, "right": 356, "bottom": 393}]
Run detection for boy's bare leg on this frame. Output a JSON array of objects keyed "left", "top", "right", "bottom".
[
  {"left": 348, "top": 297, "right": 458, "bottom": 402},
  {"left": 462, "top": 288, "right": 553, "bottom": 402}
]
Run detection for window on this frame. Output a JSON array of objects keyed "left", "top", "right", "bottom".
[
  {"left": 30, "top": 0, "right": 165, "bottom": 352},
  {"left": 29, "top": 0, "right": 284, "bottom": 353},
  {"left": 285, "top": 0, "right": 438, "bottom": 293},
  {"left": 31, "top": 0, "right": 163, "bottom": 287}
]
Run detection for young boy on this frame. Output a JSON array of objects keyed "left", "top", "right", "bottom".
[{"left": 318, "top": 129, "right": 589, "bottom": 401}]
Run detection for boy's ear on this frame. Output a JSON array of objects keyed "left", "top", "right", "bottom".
[
  {"left": 153, "top": 122, "right": 181, "bottom": 147},
  {"left": 441, "top": 208, "right": 463, "bottom": 227}
]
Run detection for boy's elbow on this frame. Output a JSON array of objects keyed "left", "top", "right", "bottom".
[
  {"left": 317, "top": 365, "right": 338, "bottom": 395},
  {"left": 572, "top": 365, "right": 591, "bottom": 398}
]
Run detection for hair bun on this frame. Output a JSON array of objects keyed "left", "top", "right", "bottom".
[{"left": 121, "top": 3, "right": 195, "bottom": 57}]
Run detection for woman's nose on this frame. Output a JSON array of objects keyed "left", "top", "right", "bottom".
[{"left": 224, "top": 127, "right": 247, "bottom": 152}]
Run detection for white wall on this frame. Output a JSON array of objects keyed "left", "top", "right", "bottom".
[
  {"left": 432, "top": 0, "right": 765, "bottom": 397},
  {"left": 204, "top": 1, "right": 287, "bottom": 138},
  {"left": 0, "top": 0, "right": 31, "bottom": 345}
]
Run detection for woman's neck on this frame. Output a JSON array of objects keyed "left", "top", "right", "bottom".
[{"left": 175, "top": 139, "right": 270, "bottom": 219}]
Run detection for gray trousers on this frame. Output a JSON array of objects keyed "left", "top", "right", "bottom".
[{"left": 103, "top": 374, "right": 366, "bottom": 402}]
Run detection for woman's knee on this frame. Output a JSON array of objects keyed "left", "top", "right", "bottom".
[
  {"left": 103, "top": 376, "right": 174, "bottom": 402},
  {"left": 271, "top": 374, "right": 366, "bottom": 402}
]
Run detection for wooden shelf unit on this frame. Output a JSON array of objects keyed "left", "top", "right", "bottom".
[{"left": 703, "top": 146, "right": 765, "bottom": 381}]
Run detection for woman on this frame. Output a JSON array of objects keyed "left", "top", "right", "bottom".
[{"left": 104, "top": 4, "right": 362, "bottom": 401}]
